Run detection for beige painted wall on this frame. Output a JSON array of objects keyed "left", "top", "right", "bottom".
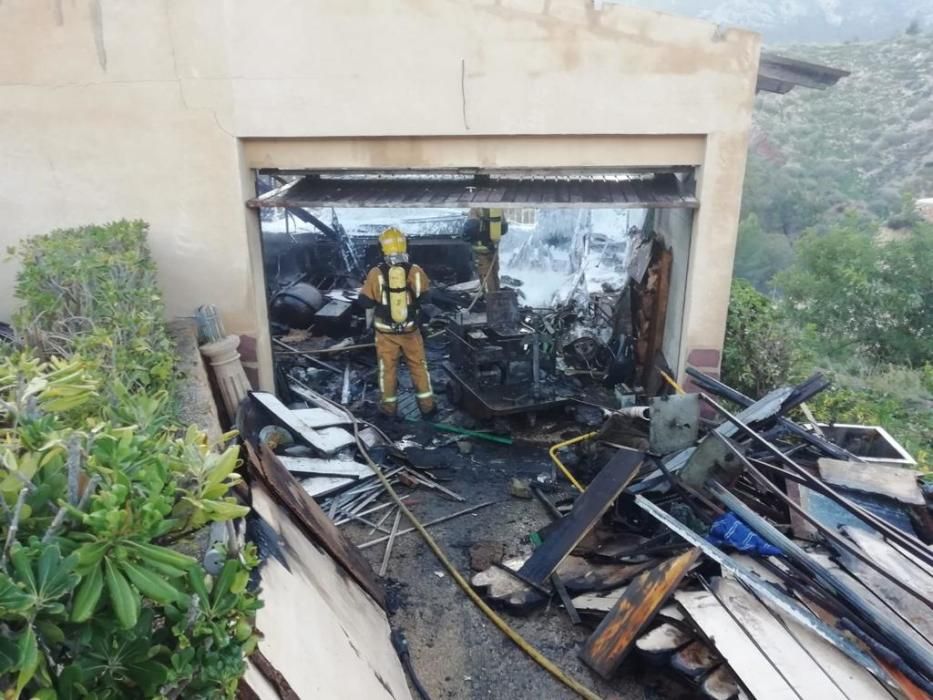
[{"left": 0, "top": 0, "right": 760, "bottom": 388}]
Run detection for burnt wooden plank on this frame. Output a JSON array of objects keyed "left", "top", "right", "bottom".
[
  {"left": 670, "top": 639, "right": 721, "bottom": 680},
  {"left": 818, "top": 458, "right": 924, "bottom": 505},
  {"left": 710, "top": 577, "right": 851, "bottom": 700},
  {"left": 675, "top": 588, "right": 798, "bottom": 700},
  {"left": 580, "top": 548, "right": 700, "bottom": 678},
  {"left": 518, "top": 449, "right": 644, "bottom": 583},
  {"left": 246, "top": 442, "right": 385, "bottom": 608}
]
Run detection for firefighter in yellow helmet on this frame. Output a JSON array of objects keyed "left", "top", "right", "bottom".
[
  {"left": 463, "top": 208, "right": 508, "bottom": 294},
  {"left": 357, "top": 227, "right": 436, "bottom": 418}
]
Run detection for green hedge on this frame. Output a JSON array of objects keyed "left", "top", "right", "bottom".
[
  {"left": 1, "top": 222, "right": 259, "bottom": 699},
  {"left": 14, "top": 220, "right": 176, "bottom": 399}
]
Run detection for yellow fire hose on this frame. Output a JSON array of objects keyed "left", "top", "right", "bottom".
[
  {"left": 548, "top": 432, "right": 598, "bottom": 492},
  {"left": 658, "top": 369, "right": 686, "bottom": 395},
  {"left": 311, "top": 391, "right": 603, "bottom": 700}
]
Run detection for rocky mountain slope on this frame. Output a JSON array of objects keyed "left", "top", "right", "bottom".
[
  {"left": 615, "top": 0, "right": 933, "bottom": 43},
  {"left": 746, "top": 32, "right": 933, "bottom": 225}
]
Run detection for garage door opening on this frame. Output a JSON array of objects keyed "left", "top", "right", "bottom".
[{"left": 248, "top": 169, "right": 696, "bottom": 419}]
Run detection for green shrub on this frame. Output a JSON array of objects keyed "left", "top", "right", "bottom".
[
  {"left": 0, "top": 356, "right": 259, "bottom": 699},
  {"left": 2, "top": 223, "right": 260, "bottom": 698},
  {"left": 13, "top": 221, "right": 176, "bottom": 401},
  {"left": 775, "top": 219, "right": 933, "bottom": 366},
  {"left": 722, "top": 279, "right": 808, "bottom": 398}
]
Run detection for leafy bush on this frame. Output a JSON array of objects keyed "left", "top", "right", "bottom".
[
  {"left": 13, "top": 221, "right": 176, "bottom": 400},
  {"left": 775, "top": 219, "right": 933, "bottom": 365},
  {"left": 722, "top": 279, "right": 807, "bottom": 398},
  {"left": 2, "top": 223, "right": 260, "bottom": 698},
  {"left": 0, "top": 356, "right": 259, "bottom": 698}
]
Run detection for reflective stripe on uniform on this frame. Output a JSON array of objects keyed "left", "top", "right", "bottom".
[
  {"left": 382, "top": 396, "right": 398, "bottom": 403},
  {"left": 377, "top": 272, "right": 387, "bottom": 305},
  {"left": 375, "top": 320, "right": 415, "bottom": 333},
  {"left": 422, "top": 361, "right": 433, "bottom": 394},
  {"left": 413, "top": 269, "right": 421, "bottom": 297},
  {"left": 377, "top": 358, "right": 385, "bottom": 393},
  {"left": 415, "top": 391, "right": 434, "bottom": 399}
]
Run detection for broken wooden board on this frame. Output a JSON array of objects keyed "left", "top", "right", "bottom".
[
  {"left": 658, "top": 604, "right": 686, "bottom": 622},
  {"left": 283, "top": 456, "right": 369, "bottom": 498},
  {"left": 280, "top": 456, "right": 371, "bottom": 478},
  {"left": 795, "top": 574, "right": 924, "bottom": 700},
  {"left": 843, "top": 525, "right": 933, "bottom": 599},
  {"left": 280, "top": 457, "right": 373, "bottom": 499},
  {"left": 837, "top": 528, "right": 933, "bottom": 644},
  {"left": 251, "top": 391, "right": 351, "bottom": 456},
  {"left": 244, "top": 484, "right": 410, "bottom": 700},
  {"left": 518, "top": 448, "right": 643, "bottom": 584},
  {"left": 557, "top": 556, "right": 656, "bottom": 593},
  {"left": 471, "top": 557, "right": 545, "bottom": 610},
  {"left": 818, "top": 458, "right": 924, "bottom": 505},
  {"left": 635, "top": 622, "right": 693, "bottom": 665},
  {"left": 300, "top": 475, "right": 359, "bottom": 499},
  {"left": 291, "top": 406, "right": 350, "bottom": 429},
  {"left": 761, "top": 578, "right": 894, "bottom": 698},
  {"left": 572, "top": 587, "right": 627, "bottom": 614},
  {"left": 579, "top": 548, "right": 700, "bottom": 679},
  {"left": 248, "top": 443, "right": 384, "bottom": 607},
  {"left": 313, "top": 427, "right": 356, "bottom": 454},
  {"left": 670, "top": 639, "right": 720, "bottom": 681},
  {"left": 675, "top": 589, "right": 799, "bottom": 700},
  {"left": 700, "top": 666, "right": 745, "bottom": 700},
  {"left": 710, "top": 577, "right": 851, "bottom": 700},
  {"left": 475, "top": 556, "right": 656, "bottom": 611}
]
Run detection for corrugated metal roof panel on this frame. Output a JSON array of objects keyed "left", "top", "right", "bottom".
[{"left": 248, "top": 173, "right": 697, "bottom": 209}]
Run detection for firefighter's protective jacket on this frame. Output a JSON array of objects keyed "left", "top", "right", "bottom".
[
  {"left": 464, "top": 209, "right": 509, "bottom": 254},
  {"left": 359, "top": 262, "right": 430, "bottom": 334}
]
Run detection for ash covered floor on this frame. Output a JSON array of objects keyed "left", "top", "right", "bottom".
[{"left": 338, "top": 418, "right": 688, "bottom": 700}]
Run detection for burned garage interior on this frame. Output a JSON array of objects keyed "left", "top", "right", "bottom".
[
  {"left": 253, "top": 169, "right": 695, "bottom": 420},
  {"left": 240, "top": 167, "right": 928, "bottom": 700}
]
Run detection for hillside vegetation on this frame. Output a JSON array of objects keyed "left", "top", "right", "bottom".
[{"left": 746, "top": 32, "right": 933, "bottom": 231}]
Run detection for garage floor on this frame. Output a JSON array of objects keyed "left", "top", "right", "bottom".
[{"left": 338, "top": 419, "right": 691, "bottom": 700}]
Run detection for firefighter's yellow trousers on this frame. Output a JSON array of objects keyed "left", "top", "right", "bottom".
[{"left": 375, "top": 329, "right": 435, "bottom": 415}]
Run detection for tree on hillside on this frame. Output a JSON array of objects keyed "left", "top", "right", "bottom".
[
  {"left": 733, "top": 214, "right": 795, "bottom": 291},
  {"left": 775, "top": 218, "right": 933, "bottom": 365},
  {"left": 722, "top": 279, "right": 805, "bottom": 397},
  {"left": 741, "top": 155, "right": 825, "bottom": 238}
]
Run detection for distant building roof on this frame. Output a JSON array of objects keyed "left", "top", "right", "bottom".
[{"left": 757, "top": 52, "right": 851, "bottom": 94}]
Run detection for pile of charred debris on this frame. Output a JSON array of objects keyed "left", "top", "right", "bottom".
[
  {"left": 246, "top": 223, "right": 933, "bottom": 698},
  {"left": 240, "top": 359, "right": 932, "bottom": 699}
]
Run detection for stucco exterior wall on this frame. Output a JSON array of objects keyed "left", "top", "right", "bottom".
[{"left": 0, "top": 0, "right": 760, "bottom": 389}]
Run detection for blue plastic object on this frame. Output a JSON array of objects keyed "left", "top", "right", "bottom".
[{"left": 708, "top": 512, "right": 783, "bottom": 557}]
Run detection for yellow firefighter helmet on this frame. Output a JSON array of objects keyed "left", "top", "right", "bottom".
[{"left": 379, "top": 227, "right": 407, "bottom": 256}]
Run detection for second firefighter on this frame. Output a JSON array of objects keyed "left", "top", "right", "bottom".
[{"left": 357, "top": 227, "right": 436, "bottom": 418}]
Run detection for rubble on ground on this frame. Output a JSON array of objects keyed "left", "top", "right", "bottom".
[
  {"left": 237, "top": 351, "right": 932, "bottom": 698},
  {"left": 241, "top": 218, "right": 932, "bottom": 699}
]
